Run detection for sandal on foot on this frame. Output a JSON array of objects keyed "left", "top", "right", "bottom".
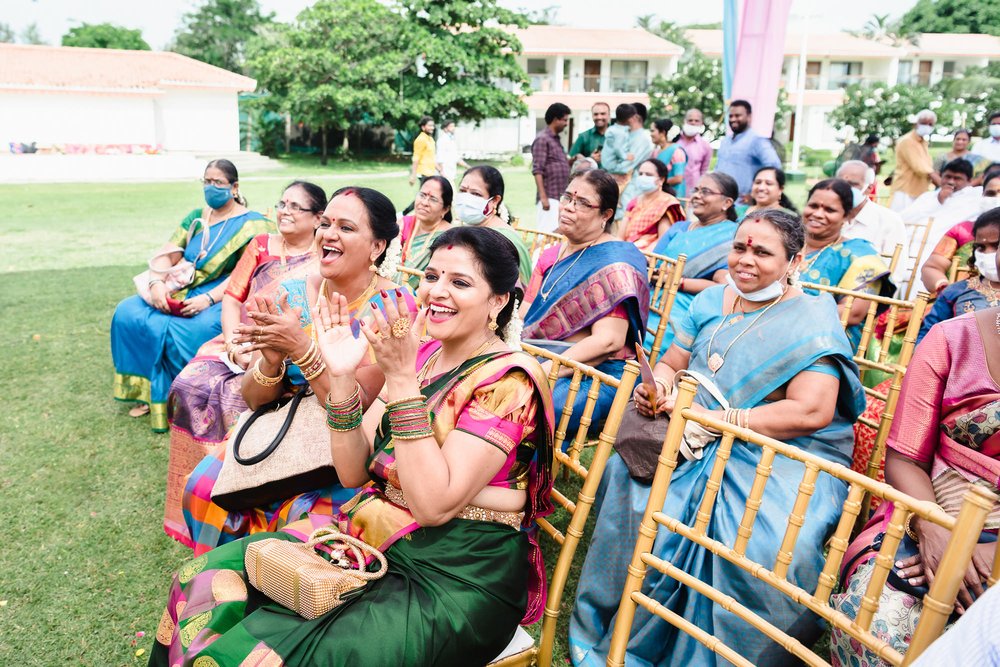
[{"left": 129, "top": 404, "right": 150, "bottom": 418}]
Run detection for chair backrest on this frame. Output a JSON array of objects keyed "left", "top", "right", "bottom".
[
  {"left": 395, "top": 265, "right": 425, "bottom": 291},
  {"left": 607, "top": 377, "right": 1000, "bottom": 667},
  {"left": 513, "top": 227, "right": 564, "bottom": 267},
  {"left": 642, "top": 251, "right": 687, "bottom": 365},
  {"left": 881, "top": 243, "right": 904, "bottom": 280},
  {"left": 520, "top": 342, "right": 639, "bottom": 667},
  {"left": 901, "top": 218, "right": 935, "bottom": 300},
  {"left": 948, "top": 254, "right": 972, "bottom": 283}
]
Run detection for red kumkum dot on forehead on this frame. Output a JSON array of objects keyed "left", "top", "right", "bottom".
[
  {"left": 447, "top": 244, "right": 454, "bottom": 250},
  {"left": 746, "top": 236, "right": 753, "bottom": 246}
]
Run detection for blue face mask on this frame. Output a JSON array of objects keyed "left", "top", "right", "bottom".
[
  {"left": 635, "top": 174, "right": 659, "bottom": 193},
  {"left": 851, "top": 187, "right": 866, "bottom": 208},
  {"left": 204, "top": 185, "right": 233, "bottom": 209}
]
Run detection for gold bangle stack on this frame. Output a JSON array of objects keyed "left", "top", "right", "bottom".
[
  {"left": 904, "top": 513, "right": 920, "bottom": 542},
  {"left": 252, "top": 358, "right": 286, "bottom": 387},
  {"left": 293, "top": 341, "right": 327, "bottom": 381},
  {"left": 723, "top": 407, "right": 751, "bottom": 430}
]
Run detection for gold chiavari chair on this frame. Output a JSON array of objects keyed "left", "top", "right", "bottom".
[
  {"left": 607, "top": 377, "right": 1000, "bottom": 667},
  {"left": 947, "top": 254, "right": 972, "bottom": 284},
  {"left": 511, "top": 226, "right": 564, "bottom": 267},
  {"left": 901, "top": 218, "right": 935, "bottom": 300},
  {"left": 641, "top": 251, "right": 687, "bottom": 366},
  {"left": 489, "top": 347, "right": 639, "bottom": 667}
]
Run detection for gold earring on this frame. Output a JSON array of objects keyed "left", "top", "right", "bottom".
[
  {"left": 369, "top": 259, "right": 378, "bottom": 272},
  {"left": 488, "top": 315, "right": 498, "bottom": 332}
]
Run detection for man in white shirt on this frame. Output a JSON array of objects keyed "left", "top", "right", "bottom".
[
  {"left": 971, "top": 111, "right": 1000, "bottom": 165},
  {"left": 837, "top": 160, "right": 908, "bottom": 285},
  {"left": 435, "top": 120, "right": 470, "bottom": 187}
]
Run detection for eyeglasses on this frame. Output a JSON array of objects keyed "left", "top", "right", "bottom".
[
  {"left": 202, "top": 178, "right": 230, "bottom": 187},
  {"left": 276, "top": 201, "right": 313, "bottom": 213},
  {"left": 416, "top": 192, "right": 442, "bottom": 205},
  {"left": 560, "top": 192, "right": 600, "bottom": 210},
  {"left": 691, "top": 187, "right": 723, "bottom": 197}
]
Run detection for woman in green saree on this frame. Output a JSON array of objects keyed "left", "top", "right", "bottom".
[{"left": 150, "top": 226, "right": 555, "bottom": 666}]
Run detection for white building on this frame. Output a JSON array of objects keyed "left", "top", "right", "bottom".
[
  {"left": 0, "top": 43, "right": 256, "bottom": 154},
  {"left": 454, "top": 26, "right": 683, "bottom": 156}
]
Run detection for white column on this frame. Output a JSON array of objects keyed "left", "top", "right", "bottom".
[
  {"left": 887, "top": 57, "right": 899, "bottom": 86},
  {"left": 553, "top": 56, "right": 563, "bottom": 93},
  {"left": 600, "top": 58, "right": 611, "bottom": 93}
]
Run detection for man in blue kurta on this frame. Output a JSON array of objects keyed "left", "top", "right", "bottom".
[{"left": 715, "top": 99, "right": 781, "bottom": 202}]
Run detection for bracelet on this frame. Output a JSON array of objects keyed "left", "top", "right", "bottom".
[
  {"left": 326, "top": 384, "right": 363, "bottom": 431},
  {"left": 205, "top": 292, "right": 216, "bottom": 306},
  {"left": 904, "top": 513, "right": 920, "bottom": 542},
  {"left": 148, "top": 278, "right": 165, "bottom": 287},
  {"left": 302, "top": 359, "right": 328, "bottom": 381},
  {"left": 934, "top": 278, "right": 949, "bottom": 293},
  {"left": 251, "top": 358, "right": 286, "bottom": 387},
  {"left": 386, "top": 396, "right": 434, "bottom": 440},
  {"left": 291, "top": 340, "right": 319, "bottom": 368},
  {"left": 678, "top": 278, "right": 685, "bottom": 292},
  {"left": 653, "top": 377, "right": 670, "bottom": 396}
]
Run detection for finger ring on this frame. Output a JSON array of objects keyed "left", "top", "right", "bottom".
[
  {"left": 391, "top": 317, "right": 411, "bottom": 339},
  {"left": 257, "top": 326, "right": 264, "bottom": 336}
]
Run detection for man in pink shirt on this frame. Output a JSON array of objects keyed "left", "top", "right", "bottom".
[{"left": 676, "top": 108, "right": 712, "bottom": 197}]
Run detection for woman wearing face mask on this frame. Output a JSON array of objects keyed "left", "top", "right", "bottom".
[
  {"left": 453, "top": 165, "right": 532, "bottom": 284},
  {"left": 111, "top": 159, "right": 272, "bottom": 432},
  {"left": 743, "top": 166, "right": 798, "bottom": 219},
  {"left": 162, "top": 181, "right": 326, "bottom": 546},
  {"left": 921, "top": 170, "right": 1000, "bottom": 293},
  {"left": 398, "top": 176, "right": 453, "bottom": 289},
  {"left": 800, "top": 178, "right": 893, "bottom": 351},
  {"left": 619, "top": 158, "right": 685, "bottom": 251},
  {"left": 644, "top": 172, "right": 741, "bottom": 350},
  {"left": 181, "top": 186, "right": 416, "bottom": 555},
  {"left": 521, "top": 169, "right": 649, "bottom": 435},
  {"left": 570, "top": 209, "right": 866, "bottom": 666}
]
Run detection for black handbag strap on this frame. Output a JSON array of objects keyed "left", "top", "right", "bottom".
[{"left": 233, "top": 387, "right": 313, "bottom": 466}]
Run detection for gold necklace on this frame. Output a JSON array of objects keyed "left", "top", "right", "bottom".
[
  {"left": 705, "top": 290, "right": 785, "bottom": 374},
  {"left": 418, "top": 336, "right": 497, "bottom": 383},
  {"left": 800, "top": 237, "right": 843, "bottom": 274},
  {"left": 974, "top": 275, "right": 1000, "bottom": 306},
  {"left": 280, "top": 236, "right": 314, "bottom": 267},
  {"left": 539, "top": 238, "right": 599, "bottom": 300},
  {"left": 315, "top": 273, "right": 380, "bottom": 314}
]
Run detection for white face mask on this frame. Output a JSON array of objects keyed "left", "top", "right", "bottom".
[
  {"left": 682, "top": 123, "right": 703, "bottom": 137},
  {"left": 975, "top": 250, "right": 1000, "bottom": 282},
  {"left": 981, "top": 196, "right": 1000, "bottom": 214},
  {"left": 726, "top": 272, "right": 786, "bottom": 302},
  {"left": 916, "top": 124, "right": 934, "bottom": 137},
  {"left": 990, "top": 124, "right": 1000, "bottom": 139},
  {"left": 635, "top": 174, "right": 659, "bottom": 193},
  {"left": 453, "top": 192, "right": 492, "bottom": 225}
]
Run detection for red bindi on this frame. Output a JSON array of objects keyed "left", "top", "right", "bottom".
[
  {"left": 447, "top": 244, "right": 454, "bottom": 250},
  {"left": 746, "top": 236, "right": 753, "bottom": 246}
]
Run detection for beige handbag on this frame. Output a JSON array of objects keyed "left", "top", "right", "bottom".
[
  {"left": 245, "top": 526, "right": 389, "bottom": 619},
  {"left": 132, "top": 207, "right": 208, "bottom": 304},
  {"left": 211, "top": 387, "right": 337, "bottom": 511}
]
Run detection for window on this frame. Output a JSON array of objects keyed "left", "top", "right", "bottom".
[
  {"left": 805, "top": 61, "right": 822, "bottom": 89},
  {"left": 563, "top": 58, "right": 571, "bottom": 92},
  {"left": 917, "top": 60, "right": 932, "bottom": 86},
  {"left": 610, "top": 60, "right": 648, "bottom": 93},
  {"left": 584, "top": 59, "right": 601, "bottom": 92},
  {"left": 897, "top": 60, "right": 913, "bottom": 85},
  {"left": 828, "top": 61, "right": 863, "bottom": 89},
  {"left": 527, "top": 58, "right": 549, "bottom": 91},
  {"left": 942, "top": 61, "right": 956, "bottom": 79}
]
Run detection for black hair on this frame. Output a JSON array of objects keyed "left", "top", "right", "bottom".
[
  {"left": 751, "top": 166, "right": 798, "bottom": 213},
  {"left": 419, "top": 175, "right": 454, "bottom": 223},
  {"left": 984, "top": 170, "right": 1000, "bottom": 190},
  {"left": 864, "top": 134, "right": 880, "bottom": 145},
  {"left": 615, "top": 103, "right": 637, "bottom": 124},
  {"left": 989, "top": 111, "right": 1000, "bottom": 123},
  {"left": 953, "top": 128, "right": 972, "bottom": 140},
  {"left": 545, "top": 103, "right": 571, "bottom": 124},
  {"left": 418, "top": 115, "right": 433, "bottom": 129},
  {"left": 284, "top": 180, "right": 327, "bottom": 213},
  {"left": 942, "top": 158, "right": 974, "bottom": 180},
  {"left": 704, "top": 171, "right": 740, "bottom": 221},
  {"left": 730, "top": 99, "right": 752, "bottom": 114},
  {"left": 329, "top": 186, "right": 399, "bottom": 266},
  {"left": 569, "top": 169, "right": 619, "bottom": 225},
  {"left": 639, "top": 158, "right": 673, "bottom": 194},
  {"left": 971, "top": 207, "right": 1000, "bottom": 273},
  {"left": 652, "top": 118, "right": 673, "bottom": 136},
  {"left": 205, "top": 158, "right": 247, "bottom": 206},
  {"left": 428, "top": 226, "right": 523, "bottom": 332},
  {"left": 739, "top": 208, "right": 805, "bottom": 260},
  {"left": 633, "top": 102, "right": 647, "bottom": 123},
  {"left": 808, "top": 178, "right": 854, "bottom": 217},
  {"left": 462, "top": 165, "right": 505, "bottom": 200}
]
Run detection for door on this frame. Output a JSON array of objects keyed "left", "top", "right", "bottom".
[{"left": 584, "top": 59, "right": 601, "bottom": 92}]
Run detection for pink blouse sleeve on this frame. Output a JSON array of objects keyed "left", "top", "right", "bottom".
[
  {"left": 454, "top": 370, "right": 539, "bottom": 455},
  {"left": 886, "top": 323, "right": 950, "bottom": 464},
  {"left": 523, "top": 245, "right": 560, "bottom": 304}
]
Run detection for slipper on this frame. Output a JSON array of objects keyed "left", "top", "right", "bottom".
[{"left": 129, "top": 404, "right": 150, "bottom": 418}]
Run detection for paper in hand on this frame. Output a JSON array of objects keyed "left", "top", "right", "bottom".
[{"left": 635, "top": 344, "right": 658, "bottom": 416}]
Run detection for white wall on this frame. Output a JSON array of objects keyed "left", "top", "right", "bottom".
[
  {"left": 0, "top": 91, "right": 157, "bottom": 146},
  {"left": 453, "top": 117, "right": 528, "bottom": 157},
  {"left": 154, "top": 89, "right": 241, "bottom": 152}
]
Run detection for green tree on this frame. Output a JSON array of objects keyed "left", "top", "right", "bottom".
[
  {"left": 828, "top": 83, "right": 947, "bottom": 141},
  {"left": 21, "top": 23, "right": 45, "bottom": 45},
  {"left": 246, "top": 0, "right": 409, "bottom": 164},
  {"left": 394, "top": 0, "right": 528, "bottom": 127},
  {"left": 172, "top": 0, "right": 274, "bottom": 73},
  {"left": 0, "top": 22, "right": 14, "bottom": 43},
  {"left": 647, "top": 52, "right": 726, "bottom": 135},
  {"left": 522, "top": 5, "right": 560, "bottom": 25},
  {"left": 897, "top": 0, "right": 1000, "bottom": 37},
  {"left": 636, "top": 15, "right": 693, "bottom": 53},
  {"left": 62, "top": 23, "right": 150, "bottom": 50},
  {"left": 931, "top": 64, "right": 1000, "bottom": 136}
]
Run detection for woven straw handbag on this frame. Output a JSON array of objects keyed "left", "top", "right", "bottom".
[{"left": 245, "top": 526, "right": 389, "bottom": 619}]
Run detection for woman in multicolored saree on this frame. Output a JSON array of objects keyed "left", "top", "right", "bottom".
[
  {"left": 830, "top": 305, "right": 1000, "bottom": 666},
  {"left": 570, "top": 209, "right": 867, "bottom": 666},
  {"left": 162, "top": 181, "right": 326, "bottom": 546},
  {"left": 398, "top": 175, "right": 452, "bottom": 289},
  {"left": 644, "top": 171, "right": 740, "bottom": 350},
  {"left": 111, "top": 159, "right": 272, "bottom": 432},
  {"left": 619, "top": 158, "right": 685, "bottom": 252},
  {"left": 149, "top": 226, "right": 555, "bottom": 666},
  {"left": 522, "top": 169, "right": 649, "bottom": 434},
  {"left": 799, "top": 178, "right": 893, "bottom": 351},
  {"left": 182, "top": 187, "right": 414, "bottom": 555}
]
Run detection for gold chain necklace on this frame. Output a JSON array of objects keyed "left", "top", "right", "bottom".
[
  {"left": 418, "top": 336, "right": 496, "bottom": 383},
  {"left": 315, "top": 273, "right": 380, "bottom": 315},
  {"left": 800, "top": 237, "right": 843, "bottom": 275},
  {"left": 974, "top": 276, "right": 1000, "bottom": 306},
  {"left": 539, "top": 239, "right": 598, "bottom": 300},
  {"left": 705, "top": 290, "right": 785, "bottom": 374}
]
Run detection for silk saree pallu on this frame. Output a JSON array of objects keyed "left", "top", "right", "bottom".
[{"left": 621, "top": 190, "right": 684, "bottom": 252}]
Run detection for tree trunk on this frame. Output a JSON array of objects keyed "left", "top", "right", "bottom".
[{"left": 321, "top": 126, "right": 328, "bottom": 166}]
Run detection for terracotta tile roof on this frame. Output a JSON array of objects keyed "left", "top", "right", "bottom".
[
  {"left": 686, "top": 29, "right": 903, "bottom": 58},
  {"left": 0, "top": 43, "right": 256, "bottom": 93},
  {"left": 512, "top": 26, "right": 684, "bottom": 58},
  {"left": 524, "top": 91, "right": 650, "bottom": 112},
  {"left": 901, "top": 33, "right": 1000, "bottom": 57}
]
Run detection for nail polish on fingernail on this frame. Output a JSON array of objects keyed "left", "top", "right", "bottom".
[
  {"left": 371, "top": 303, "right": 377, "bottom": 309},
  {"left": 395, "top": 289, "right": 401, "bottom": 298},
  {"left": 380, "top": 290, "right": 388, "bottom": 298}
]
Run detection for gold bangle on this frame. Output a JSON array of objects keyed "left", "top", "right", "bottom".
[
  {"left": 904, "top": 513, "right": 920, "bottom": 542},
  {"left": 252, "top": 358, "right": 285, "bottom": 387},
  {"left": 385, "top": 395, "right": 426, "bottom": 409},
  {"left": 291, "top": 340, "right": 319, "bottom": 367},
  {"left": 302, "top": 361, "right": 328, "bottom": 381}
]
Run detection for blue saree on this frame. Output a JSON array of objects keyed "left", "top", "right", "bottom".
[
  {"left": 918, "top": 276, "right": 1000, "bottom": 344},
  {"left": 569, "top": 286, "right": 866, "bottom": 666},
  {"left": 645, "top": 219, "right": 738, "bottom": 351},
  {"left": 112, "top": 208, "right": 271, "bottom": 432},
  {"left": 523, "top": 240, "right": 649, "bottom": 436},
  {"left": 799, "top": 237, "right": 892, "bottom": 352}
]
